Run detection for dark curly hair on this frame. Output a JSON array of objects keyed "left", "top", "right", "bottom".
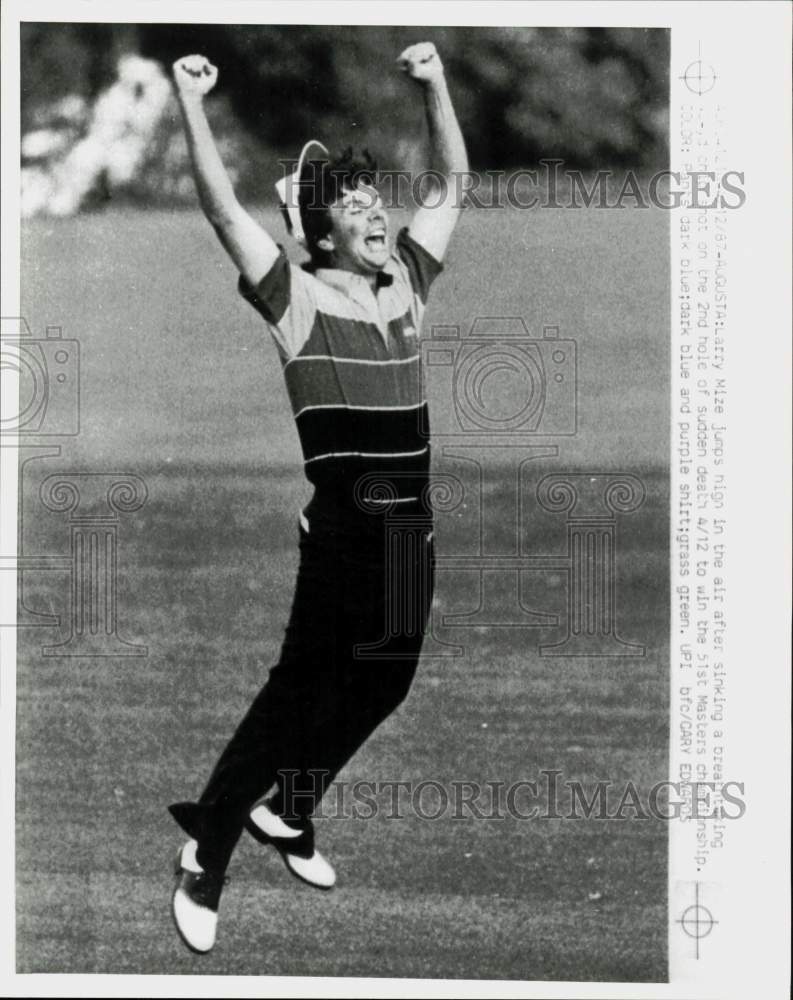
[{"left": 297, "top": 147, "right": 379, "bottom": 267}]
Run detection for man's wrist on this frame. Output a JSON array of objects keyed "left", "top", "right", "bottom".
[
  {"left": 420, "top": 72, "right": 447, "bottom": 91},
  {"left": 176, "top": 90, "right": 205, "bottom": 110},
  {"left": 420, "top": 74, "right": 449, "bottom": 103}
]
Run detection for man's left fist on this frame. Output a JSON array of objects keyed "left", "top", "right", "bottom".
[{"left": 397, "top": 42, "right": 444, "bottom": 83}]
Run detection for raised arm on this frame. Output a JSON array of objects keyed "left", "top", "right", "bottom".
[
  {"left": 172, "top": 55, "right": 279, "bottom": 286},
  {"left": 397, "top": 42, "right": 469, "bottom": 263}
]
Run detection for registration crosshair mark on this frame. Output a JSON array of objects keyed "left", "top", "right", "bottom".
[{"left": 676, "top": 882, "right": 718, "bottom": 959}]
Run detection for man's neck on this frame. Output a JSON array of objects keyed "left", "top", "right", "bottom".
[
  {"left": 325, "top": 259, "right": 383, "bottom": 292},
  {"left": 334, "top": 259, "right": 380, "bottom": 291}
]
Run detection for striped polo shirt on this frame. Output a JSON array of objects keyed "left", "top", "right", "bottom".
[{"left": 238, "top": 226, "right": 442, "bottom": 507}]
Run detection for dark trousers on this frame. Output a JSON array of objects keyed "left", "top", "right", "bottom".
[{"left": 169, "top": 500, "right": 435, "bottom": 872}]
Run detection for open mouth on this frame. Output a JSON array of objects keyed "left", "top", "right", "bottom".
[{"left": 364, "top": 229, "right": 387, "bottom": 251}]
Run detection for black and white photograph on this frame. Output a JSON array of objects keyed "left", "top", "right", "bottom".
[{"left": 1, "top": 2, "right": 790, "bottom": 997}]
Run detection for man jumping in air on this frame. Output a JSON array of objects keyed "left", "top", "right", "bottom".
[{"left": 169, "top": 41, "right": 468, "bottom": 953}]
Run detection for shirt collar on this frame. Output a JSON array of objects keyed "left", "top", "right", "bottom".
[{"left": 303, "top": 262, "right": 395, "bottom": 295}]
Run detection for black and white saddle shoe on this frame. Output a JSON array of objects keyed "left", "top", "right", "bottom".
[
  {"left": 245, "top": 800, "right": 336, "bottom": 890},
  {"left": 171, "top": 839, "right": 226, "bottom": 953}
]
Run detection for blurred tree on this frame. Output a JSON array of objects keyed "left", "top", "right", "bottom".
[
  {"left": 21, "top": 23, "right": 670, "bottom": 211},
  {"left": 21, "top": 23, "right": 140, "bottom": 128}
]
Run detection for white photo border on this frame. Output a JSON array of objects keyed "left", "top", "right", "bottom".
[{"left": 1, "top": 2, "right": 790, "bottom": 998}]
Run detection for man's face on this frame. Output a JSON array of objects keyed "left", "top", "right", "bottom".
[{"left": 322, "top": 184, "right": 389, "bottom": 275}]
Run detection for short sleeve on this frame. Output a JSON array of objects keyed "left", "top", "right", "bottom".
[
  {"left": 238, "top": 247, "right": 291, "bottom": 325},
  {"left": 395, "top": 226, "right": 444, "bottom": 305},
  {"left": 237, "top": 249, "right": 318, "bottom": 359}
]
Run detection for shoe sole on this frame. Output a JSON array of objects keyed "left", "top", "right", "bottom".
[
  {"left": 171, "top": 849, "right": 214, "bottom": 955},
  {"left": 244, "top": 820, "right": 335, "bottom": 891}
]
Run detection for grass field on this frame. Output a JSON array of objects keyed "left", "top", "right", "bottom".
[{"left": 15, "top": 202, "right": 670, "bottom": 981}]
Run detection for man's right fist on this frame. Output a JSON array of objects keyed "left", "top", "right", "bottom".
[
  {"left": 172, "top": 55, "right": 218, "bottom": 98},
  {"left": 397, "top": 42, "right": 444, "bottom": 83}
]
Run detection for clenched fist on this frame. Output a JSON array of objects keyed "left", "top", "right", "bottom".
[
  {"left": 397, "top": 42, "right": 444, "bottom": 83},
  {"left": 172, "top": 54, "right": 218, "bottom": 98}
]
